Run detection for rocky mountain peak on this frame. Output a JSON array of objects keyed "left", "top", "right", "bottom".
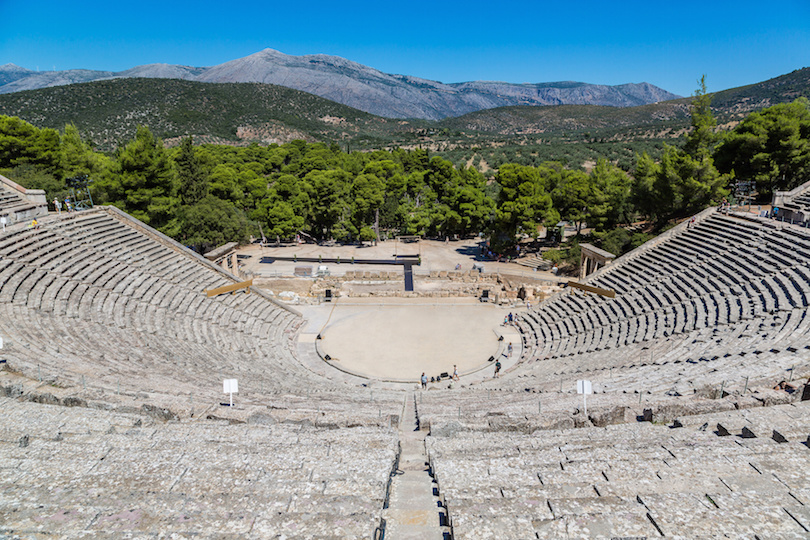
[{"left": 0, "top": 50, "right": 682, "bottom": 119}]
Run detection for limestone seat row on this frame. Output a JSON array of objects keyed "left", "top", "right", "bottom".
[
  {"left": 0, "top": 208, "right": 388, "bottom": 413},
  {"left": 0, "top": 396, "right": 398, "bottom": 538},
  {"left": 513, "top": 211, "right": 810, "bottom": 395},
  {"left": 426, "top": 401, "right": 810, "bottom": 539}
]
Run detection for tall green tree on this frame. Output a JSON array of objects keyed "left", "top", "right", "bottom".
[
  {"left": 552, "top": 168, "right": 591, "bottom": 235},
  {"left": 683, "top": 75, "right": 717, "bottom": 159},
  {"left": 0, "top": 116, "right": 61, "bottom": 175},
  {"left": 97, "top": 126, "right": 179, "bottom": 234},
  {"left": 258, "top": 199, "right": 305, "bottom": 243},
  {"left": 714, "top": 98, "right": 810, "bottom": 195},
  {"left": 493, "top": 163, "right": 557, "bottom": 250},
  {"left": 175, "top": 136, "right": 209, "bottom": 205},
  {"left": 60, "top": 123, "right": 104, "bottom": 180},
  {"left": 307, "top": 168, "right": 352, "bottom": 240},
  {"left": 350, "top": 173, "right": 385, "bottom": 239},
  {"left": 632, "top": 77, "right": 729, "bottom": 224},
  {"left": 453, "top": 167, "right": 494, "bottom": 236},
  {"left": 254, "top": 173, "right": 313, "bottom": 242},
  {"left": 589, "top": 159, "right": 632, "bottom": 231},
  {"left": 180, "top": 195, "right": 250, "bottom": 253}
]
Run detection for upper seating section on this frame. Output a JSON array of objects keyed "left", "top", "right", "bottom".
[
  {"left": 773, "top": 178, "right": 810, "bottom": 223},
  {"left": 0, "top": 186, "right": 25, "bottom": 212},
  {"left": 0, "top": 207, "right": 375, "bottom": 415},
  {"left": 511, "top": 210, "right": 810, "bottom": 396},
  {"left": 0, "top": 174, "right": 48, "bottom": 222}
]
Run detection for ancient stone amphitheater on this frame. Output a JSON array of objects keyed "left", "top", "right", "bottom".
[{"left": 2, "top": 181, "right": 810, "bottom": 538}]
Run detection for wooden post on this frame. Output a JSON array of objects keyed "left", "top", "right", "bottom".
[
  {"left": 205, "top": 279, "right": 253, "bottom": 297},
  {"left": 567, "top": 281, "right": 616, "bottom": 298}
]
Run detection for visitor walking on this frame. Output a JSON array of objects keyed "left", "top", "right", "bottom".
[
  {"left": 507, "top": 342, "right": 513, "bottom": 358},
  {"left": 421, "top": 372, "right": 427, "bottom": 389},
  {"left": 452, "top": 365, "right": 459, "bottom": 381},
  {"left": 494, "top": 360, "right": 501, "bottom": 378},
  {"left": 53, "top": 198, "right": 61, "bottom": 214}
]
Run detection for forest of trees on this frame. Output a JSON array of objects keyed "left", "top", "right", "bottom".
[{"left": 0, "top": 85, "right": 808, "bottom": 258}]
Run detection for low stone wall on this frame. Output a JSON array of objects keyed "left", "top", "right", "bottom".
[
  {"left": 307, "top": 270, "right": 560, "bottom": 301},
  {"left": 252, "top": 267, "right": 564, "bottom": 304},
  {"left": 0, "top": 174, "right": 48, "bottom": 223}
]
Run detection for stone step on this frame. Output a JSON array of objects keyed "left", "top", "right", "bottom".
[{"left": 383, "top": 393, "right": 448, "bottom": 539}]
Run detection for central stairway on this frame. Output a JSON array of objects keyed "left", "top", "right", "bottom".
[{"left": 383, "top": 393, "right": 449, "bottom": 539}]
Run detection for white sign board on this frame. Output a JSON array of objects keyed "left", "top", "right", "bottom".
[
  {"left": 576, "top": 379, "right": 592, "bottom": 417},
  {"left": 223, "top": 379, "right": 238, "bottom": 407}
]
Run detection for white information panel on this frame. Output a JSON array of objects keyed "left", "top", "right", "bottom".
[
  {"left": 576, "top": 379, "right": 592, "bottom": 417},
  {"left": 223, "top": 379, "right": 238, "bottom": 407}
]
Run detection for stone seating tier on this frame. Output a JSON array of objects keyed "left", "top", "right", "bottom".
[
  {"left": 0, "top": 397, "right": 398, "bottom": 538},
  {"left": 4, "top": 205, "right": 810, "bottom": 538},
  {"left": 426, "top": 400, "right": 810, "bottom": 539},
  {"left": 0, "top": 208, "right": 412, "bottom": 418},
  {"left": 512, "top": 210, "right": 810, "bottom": 397}
]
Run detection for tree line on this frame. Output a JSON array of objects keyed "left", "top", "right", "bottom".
[{"left": 1, "top": 81, "right": 808, "bottom": 256}]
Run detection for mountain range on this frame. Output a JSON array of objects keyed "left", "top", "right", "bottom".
[
  {"left": 0, "top": 65, "right": 806, "bottom": 154},
  {"left": 0, "top": 49, "right": 679, "bottom": 120}
]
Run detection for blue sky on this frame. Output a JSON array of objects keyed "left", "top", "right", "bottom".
[{"left": 2, "top": 0, "right": 809, "bottom": 97}]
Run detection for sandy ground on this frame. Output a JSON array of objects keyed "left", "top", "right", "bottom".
[
  {"left": 237, "top": 237, "right": 562, "bottom": 279},
  {"left": 235, "top": 239, "right": 556, "bottom": 382},
  {"left": 297, "top": 297, "right": 522, "bottom": 382}
]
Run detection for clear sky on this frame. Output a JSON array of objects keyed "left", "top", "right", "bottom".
[{"left": 2, "top": 0, "right": 809, "bottom": 97}]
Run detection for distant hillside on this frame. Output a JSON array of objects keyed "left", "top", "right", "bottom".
[
  {"left": 0, "top": 49, "right": 680, "bottom": 120},
  {"left": 193, "top": 49, "right": 680, "bottom": 119},
  {"left": 438, "top": 101, "right": 693, "bottom": 137},
  {"left": 0, "top": 78, "right": 408, "bottom": 150},
  {"left": 439, "top": 68, "right": 810, "bottom": 137},
  {"left": 0, "top": 64, "right": 115, "bottom": 92},
  {"left": 2, "top": 66, "right": 808, "bottom": 156},
  {"left": 709, "top": 67, "right": 810, "bottom": 117}
]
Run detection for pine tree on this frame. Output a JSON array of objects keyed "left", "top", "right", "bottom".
[
  {"left": 175, "top": 136, "right": 209, "bottom": 205},
  {"left": 105, "top": 126, "right": 178, "bottom": 233},
  {"left": 683, "top": 75, "right": 717, "bottom": 159}
]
